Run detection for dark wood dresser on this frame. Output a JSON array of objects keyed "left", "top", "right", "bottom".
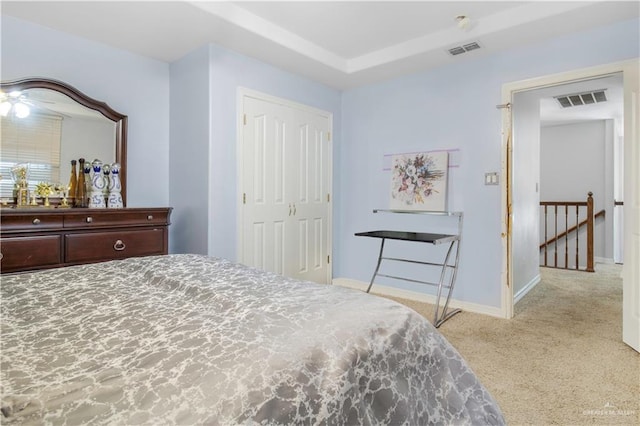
[{"left": 0, "top": 207, "right": 172, "bottom": 273}]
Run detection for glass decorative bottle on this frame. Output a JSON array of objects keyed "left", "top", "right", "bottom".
[
  {"left": 84, "top": 162, "right": 92, "bottom": 203},
  {"left": 102, "top": 164, "right": 110, "bottom": 206},
  {"left": 107, "top": 162, "right": 123, "bottom": 208},
  {"left": 75, "top": 158, "right": 87, "bottom": 207},
  {"left": 89, "top": 159, "right": 106, "bottom": 208},
  {"left": 68, "top": 159, "right": 77, "bottom": 206}
]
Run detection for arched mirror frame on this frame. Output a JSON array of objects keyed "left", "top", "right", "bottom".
[{"left": 1, "top": 77, "right": 128, "bottom": 206}]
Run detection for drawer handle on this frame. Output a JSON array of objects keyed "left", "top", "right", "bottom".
[
  {"left": 147, "top": 215, "right": 154, "bottom": 220},
  {"left": 86, "top": 217, "right": 93, "bottom": 223},
  {"left": 113, "top": 240, "right": 126, "bottom": 251},
  {"left": 32, "top": 218, "right": 41, "bottom": 225}
]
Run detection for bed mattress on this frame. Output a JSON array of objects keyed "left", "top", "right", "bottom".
[{"left": 1, "top": 254, "right": 504, "bottom": 425}]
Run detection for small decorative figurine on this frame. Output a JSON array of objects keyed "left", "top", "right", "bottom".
[
  {"left": 35, "top": 182, "right": 54, "bottom": 207},
  {"left": 57, "top": 184, "right": 71, "bottom": 208},
  {"left": 10, "top": 163, "right": 30, "bottom": 207}
]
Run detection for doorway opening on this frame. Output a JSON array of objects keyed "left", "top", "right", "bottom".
[
  {"left": 500, "top": 60, "right": 638, "bottom": 334},
  {"left": 511, "top": 72, "right": 623, "bottom": 297}
]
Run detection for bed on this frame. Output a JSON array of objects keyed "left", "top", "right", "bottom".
[{"left": 1, "top": 254, "right": 504, "bottom": 425}]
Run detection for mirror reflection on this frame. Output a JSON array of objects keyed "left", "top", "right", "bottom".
[{"left": 0, "top": 87, "right": 116, "bottom": 201}]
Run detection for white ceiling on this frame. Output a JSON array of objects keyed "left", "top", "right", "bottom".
[
  {"left": 2, "top": 1, "right": 636, "bottom": 125},
  {"left": 2, "top": 1, "right": 638, "bottom": 90},
  {"left": 537, "top": 73, "right": 623, "bottom": 127}
]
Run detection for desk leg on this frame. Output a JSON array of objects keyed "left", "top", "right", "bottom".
[
  {"left": 433, "top": 240, "right": 462, "bottom": 328},
  {"left": 366, "top": 238, "right": 386, "bottom": 293}
]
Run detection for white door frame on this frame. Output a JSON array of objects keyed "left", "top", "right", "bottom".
[
  {"left": 500, "top": 59, "right": 638, "bottom": 319},
  {"left": 236, "top": 87, "right": 333, "bottom": 284}
]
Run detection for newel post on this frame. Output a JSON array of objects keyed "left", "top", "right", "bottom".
[{"left": 586, "top": 192, "right": 595, "bottom": 272}]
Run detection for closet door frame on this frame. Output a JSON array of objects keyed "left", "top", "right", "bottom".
[{"left": 236, "top": 87, "right": 333, "bottom": 284}]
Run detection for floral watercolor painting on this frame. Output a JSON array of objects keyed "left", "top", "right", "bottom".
[{"left": 390, "top": 151, "right": 448, "bottom": 211}]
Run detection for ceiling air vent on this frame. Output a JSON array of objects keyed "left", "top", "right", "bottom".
[
  {"left": 447, "top": 42, "right": 481, "bottom": 56},
  {"left": 555, "top": 89, "right": 607, "bottom": 108},
  {"left": 462, "top": 42, "right": 480, "bottom": 52}
]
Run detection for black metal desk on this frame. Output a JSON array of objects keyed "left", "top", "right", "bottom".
[{"left": 356, "top": 213, "right": 462, "bottom": 328}]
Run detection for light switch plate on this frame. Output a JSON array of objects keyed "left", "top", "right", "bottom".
[{"left": 485, "top": 172, "right": 499, "bottom": 185}]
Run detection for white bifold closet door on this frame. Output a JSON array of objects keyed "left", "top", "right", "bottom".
[{"left": 241, "top": 94, "right": 331, "bottom": 284}]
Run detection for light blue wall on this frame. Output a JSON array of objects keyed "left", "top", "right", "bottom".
[
  {"left": 1, "top": 16, "right": 341, "bottom": 262},
  {"left": 1, "top": 16, "right": 171, "bottom": 208},
  {"left": 169, "top": 44, "right": 342, "bottom": 261},
  {"left": 169, "top": 45, "right": 211, "bottom": 255},
  {"left": 338, "top": 18, "right": 639, "bottom": 308},
  {"left": 3, "top": 13, "right": 638, "bottom": 310}
]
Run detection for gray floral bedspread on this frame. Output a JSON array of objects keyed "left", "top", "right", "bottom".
[{"left": 1, "top": 254, "right": 504, "bottom": 425}]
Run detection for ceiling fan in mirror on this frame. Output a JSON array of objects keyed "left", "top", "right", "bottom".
[
  {"left": 0, "top": 90, "right": 31, "bottom": 118},
  {"left": 0, "top": 90, "right": 68, "bottom": 119}
]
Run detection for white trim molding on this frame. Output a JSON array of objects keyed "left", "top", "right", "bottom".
[
  {"left": 332, "top": 277, "right": 503, "bottom": 319},
  {"left": 513, "top": 273, "right": 541, "bottom": 304}
]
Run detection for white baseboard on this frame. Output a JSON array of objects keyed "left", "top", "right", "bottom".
[
  {"left": 332, "top": 277, "right": 503, "bottom": 318},
  {"left": 595, "top": 257, "right": 615, "bottom": 265},
  {"left": 513, "top": 274, "right": 541, "bottom": 304}
]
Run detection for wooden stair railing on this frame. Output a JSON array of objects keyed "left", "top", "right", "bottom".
[
  {"left": 539, "top": 192, "right": 602, "bottom": 272},
  {"left": 540, "top": 209, "right": 605, "bottom": 249}
]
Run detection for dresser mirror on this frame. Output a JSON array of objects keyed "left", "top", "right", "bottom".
[{"left": 0, "top": 78, "right": 127, "bottom": 206}]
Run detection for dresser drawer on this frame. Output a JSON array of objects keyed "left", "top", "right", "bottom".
[
  {"left": 64, "top": 210, "right": 168, "bottom": 228},
  {"left": 65, "top": 228, "right": 166, "bottom": 263},
  {"left": 1, "top": 213, "right": 64, "bottom": 233},
  {"left": 0, "top": 235, "right": 63, "bottom": 272},
  {"left": 0, "top": 207, "right": 171, "bottom": 274}
]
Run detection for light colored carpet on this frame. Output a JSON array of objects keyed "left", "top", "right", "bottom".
[{"left": 382, "top": 263, "right": 640, "bottom": 425}]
